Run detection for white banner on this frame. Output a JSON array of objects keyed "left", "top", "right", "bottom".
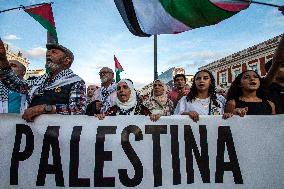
[{"left": 0, "top": 114, "right": 283, "bottom": 189}]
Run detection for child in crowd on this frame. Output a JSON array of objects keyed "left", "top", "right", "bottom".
[
  {"left": 175, "top": 70, "right": 229, "bottom": 122},
  {"left": 225, "top": 70, "right": 275, "bottom": 116}
]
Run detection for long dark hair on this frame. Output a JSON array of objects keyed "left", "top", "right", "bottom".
[
  {"left": 187, "top": 70, "right": 220, "bottom": 108},
  {"left": 226, "top": 70, "right": 265, "bottom": 101}
]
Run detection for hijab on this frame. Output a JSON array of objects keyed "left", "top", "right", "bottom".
[
  {"left": 116, "top": 79, "right": 137, "bottom": 111},
  {"left": 152, "top": 79, "right": 168, "bottom": 106}
]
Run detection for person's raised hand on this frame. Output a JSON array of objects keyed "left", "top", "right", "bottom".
[
  {"left": 279, "top": 6, "right": 284, "bottom": 15},
  {"left": 0, "top": 38, "right": 10, "bottom": 69}
]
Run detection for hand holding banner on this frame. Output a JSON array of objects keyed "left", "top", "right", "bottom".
[{"left": 0, "top": 114, "right": 283, "bottom": 188}]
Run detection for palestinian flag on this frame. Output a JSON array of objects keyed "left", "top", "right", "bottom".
[
  {"left": 114, "top": 55, "right": 124, "bottom": 82},
  {"left": 114, "top": 0, "right": 250, "bottom": 37},
  {"left": 24, "top": 3, "right": 58, "bottom": 43}
]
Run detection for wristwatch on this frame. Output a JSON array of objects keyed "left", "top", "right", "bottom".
[{"left": 44, "top": 105, "right": 53, "bottom": 113}]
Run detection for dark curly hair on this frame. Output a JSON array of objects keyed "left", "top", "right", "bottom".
[
  {"left": 226, "top": 70, "right": 266, "bottom": 101},
  {"left": 187, "top": 69, "right": 220, "bottom": 108},
  {"left": 174, "top": 74, "right": 186, "bottom": 82}
]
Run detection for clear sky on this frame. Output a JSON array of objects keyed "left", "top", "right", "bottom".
[{"left": 0, "top": 0, "right": 284, "bottom": 88}]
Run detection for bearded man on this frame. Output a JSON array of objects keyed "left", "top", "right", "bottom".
[
  {"left": 93, "top": 67, "right": 117, "bottom": 113},
  {"left": 0, "top": 39, "right": 86, "bottom": 121}
]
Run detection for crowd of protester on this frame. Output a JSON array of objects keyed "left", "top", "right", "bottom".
[{"left": 0, "top": 30, "right": 283, "bottom": 122}]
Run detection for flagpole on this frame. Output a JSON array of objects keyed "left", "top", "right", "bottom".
[
  {"left": 0, "top": 2, "right": 53, "bottom": 13},
  {"left": 154, "top": 35, "right": 158, "bottom": 80},
  {"left": 47, "top": 32, "right": 57, "bottom": 44}
]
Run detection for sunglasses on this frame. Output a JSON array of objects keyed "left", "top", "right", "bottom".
[{"left": 99, "top": 71, "right": 112, "bottom": 76}]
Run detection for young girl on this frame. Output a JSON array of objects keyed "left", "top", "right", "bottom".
[
  {"left": 175, "top": 70, "right": 227, "bottom": 122},
  {"left": 225, "top": 70, "right": 275, "bottom": 116}
]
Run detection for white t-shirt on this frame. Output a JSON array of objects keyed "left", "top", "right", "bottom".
[{"left": 174, "top": 94, "right": 226, "bottom": 115}]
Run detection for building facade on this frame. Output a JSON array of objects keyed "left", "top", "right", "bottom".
[
  {"left": 199, "top": 35, "right": 282, "bottom": 89},
  {"left": 4, "top": 43, "right": 29, "bottom": 70},
  {"left": 4, "top": 42, "right": 46, "bottom": 79},
  {"left": 139, "top": 67, "right": 193, "bottom": 96}
]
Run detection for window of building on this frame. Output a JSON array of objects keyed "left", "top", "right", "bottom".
[
  {"left": 248, "top": 63, "right": 258, "bottom": 73},
  {"left": 234, "top": 69, "right": 241, "bottom": 79},
  {"left": 221, "top": 72, "right": 227, "bottom": 84}
]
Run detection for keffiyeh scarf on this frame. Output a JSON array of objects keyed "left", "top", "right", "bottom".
[
  {"left": 0, "top": 81, "right": 9, "bottom": 113},
  {"left": 0, "top": 81, "right": 27, "bottom": 113},
  {"left": 100, "top": 82, "right": 117, "bottom": 113},
  {"left": 27, "top": 69, "right": 82, "bottom": 104}
]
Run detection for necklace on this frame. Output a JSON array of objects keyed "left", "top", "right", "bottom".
[{"left": 196, "top": 97, "right": 210, "bottom": 108}]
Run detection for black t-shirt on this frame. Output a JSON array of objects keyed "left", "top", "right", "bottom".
[
  {"left": 267, "top": 83, "right": 284, "bottom": 114},
  {"left": 235, "top": 98, "right": 272, "bottom": 115}
]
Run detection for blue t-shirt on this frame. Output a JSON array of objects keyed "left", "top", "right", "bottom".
[{"left": 8, "top": 90, "right": 21, "bottom": 113}]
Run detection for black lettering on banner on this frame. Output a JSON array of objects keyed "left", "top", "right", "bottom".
[
  {"left": 36, "top": 126, "right": 64, "bottom": 186},
  {"left": 10, "top": 124, "right": 34, "bottom": 185},
  {"left": 69, "top": 126, "right": 90, "bottom": 187},
  {"left": 170, "top": 125, "right": 181, "bottom": 185},
  {"left": 94, "top": 126, "right": 117, "bottom": 187},
  {"left": 145, "top": 125, "right": 167, "bottom": 187},
  {"left": 215, "top": 126, "right": 243, "bottom": 184},
  {"left": 184, "top": 125, "right": 210, "bottom": 184},
  {"left": 118, "top": 125, "right": 143, "bottom": 187}
]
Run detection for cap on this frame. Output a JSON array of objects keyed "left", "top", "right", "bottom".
[
  {"left": 264, "top": 59, "right": 272, "bottom": 73},
  {"left": 46, "top": 43, "right": 74, "bottom": 63}
]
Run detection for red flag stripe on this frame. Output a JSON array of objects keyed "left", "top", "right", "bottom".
[
  {"left": 114, "top": 55, "right": 123, "bottom": 70},
  {"left": 24, "top": 4, "right": 56, "bottom": 27}
]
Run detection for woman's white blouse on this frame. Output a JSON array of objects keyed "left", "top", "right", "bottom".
[{"left": 174, "top": 94, "right": 226, "bottom": 115}]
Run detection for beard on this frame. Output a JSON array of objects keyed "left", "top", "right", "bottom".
[
  {"left": 100, "top": 77, "right": 109, "bottom": 84},
  {"left": 45, "top": 60, "right": 61, "bottom": 73}
]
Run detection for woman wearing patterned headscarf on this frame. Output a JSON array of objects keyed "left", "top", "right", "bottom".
[
  {"left": 96, "top": 79, "right": 160, "bottom": 120},
  {"left": 143, "top": 79, "right": 174, "bottom": 117}
]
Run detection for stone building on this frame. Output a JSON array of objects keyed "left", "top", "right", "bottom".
[
  {"left": 139, "top": 67, "right": 193, "bottom": 96},
  {"left": 4, "top": 43, "right": 29, "bottom": 70},
  {"left": 199, "top": 34, "right": 282, "bottom": 89}
]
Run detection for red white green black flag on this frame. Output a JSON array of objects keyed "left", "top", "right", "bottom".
[
  {"left": 114, "top": 0, "right": 250, "bottom": 37},
  {"left": 114, "top": 55, "right": 124, "bottom": 82},
  {"left": 24, "top": 4, "right": 58, "bottom": 43}
]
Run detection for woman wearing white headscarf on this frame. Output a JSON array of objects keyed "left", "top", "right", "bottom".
[
  {"left": 96, "top": 79, "right": 157, "bottom": 120},
  {"left": 144, "top": 79, "right": 174, "bottom": 116}
]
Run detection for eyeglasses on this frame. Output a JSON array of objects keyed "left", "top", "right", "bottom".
[
  {"left": 153, "top": 84, "right": 163, "bottom": 87},
  {"left": 99, "top": 71, "right": 112, "bottom": 76}
]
